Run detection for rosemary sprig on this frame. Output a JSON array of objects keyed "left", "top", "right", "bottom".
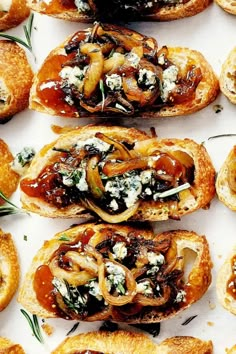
[
  {"left": 154, "top": 182, "right": 190, "bottom": 199},
  {"left": 0, "top": 190, "right": 25, "bottom": 216},
  {"left": 181, "top": 315, "right": 198, "bottom": 326},
  {"left": 66, "top": 322, "right": 80, "bottom": 336},
  {"left": 0, "top": 14, "right": 34, "bottom": 54},
  {"left": 99, "top": 79, "right": 105, "bottom": 111},
  {"left": 20, "top": 309, "right": 44, "bottom": 343},
  {"left": 208, "top": 134, "right": 236, "bottom": 141}
]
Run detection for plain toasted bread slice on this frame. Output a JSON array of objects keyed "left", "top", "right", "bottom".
[
  {"left": 219, "top": 48, "right": 236, "bottom": 104},
  {"left": 0, "top": 41, "right": 33, "bottom": 122},
  {"left": 0, "top": 337, "right": 25, "bottom": 354}
]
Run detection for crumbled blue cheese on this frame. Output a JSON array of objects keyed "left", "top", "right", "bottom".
[
  {"left": 112, "top": 242, "right": 127, "bottom": 260},
  {"left": 87, "top": 280, "right": 103, "bottom": 301},
  {"left": 126, "top": 52, "right": 140, "bottom": 68},
  {"left": 75, "top": 168, "right": 88, "bottom": 191},
  {"left": 75, "top": 137, "right": 111, "bottom": 154},
  {"left": 11, "top": 147, "right": 35, "bottom": 176},
  {"left": 110, "top": 199, "right": 119, "bottom": 211},
  {"left": 106, "top": 262, "right": 126, "bottom": 294},
  {"left": 161, "top": 65, "right": 179, "bottom": 102},
  {"left": 60, "top": 167, "right": 88, "bottom": 191},
  {"left": 59, "top": 66, "right": 87, "bottom": 90},
  {"left": 137, "top": 280, "right": 153, "bottom": 295},
  {"left": 175, "top": 289, "right": 186, "bottom": 303},
  {"left": 52, "top": 278, "right": 70, "bottom": 300},
  {"left": 140, "top": 170, "right": 153, "bottom": 184},
  {"left": 147, "top": 252, "right": 165, "bottom": 266},
  {"left": 147, "top": 265, "right": 160, "bottom": 276},
  {"left": 138, "top": 68, "right": 157, "bottom": 87},
  {"left": 0, "top": 0, "right": 12, "bottom": 11},
  {"left": 105, "top": 74, "right": 122, "bottom": 91},
  {"left": 74, "top": 0, "right": 90, "bottom": 12},
  {"left": 105, "top": 173, "right": 142, "bottom": 209}
]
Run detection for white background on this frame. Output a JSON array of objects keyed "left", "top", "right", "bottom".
[{"left": 0, "top": 4, "right": 236, "bottom": 353}]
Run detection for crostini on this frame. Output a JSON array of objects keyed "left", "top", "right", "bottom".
[
  {"left": 0, "top": 337, "right": 25, "bottom": 353},
  {"left": 0, "top": 229, "right": 19, "bottom": 312},
  {"left": 0, "top": 139, "right": 20, "bottom": 204},
  {"left": 0, "top": 41, "right": 33, "bottom": 122},
  {"left": 219, "top": 48, "right": 236, "bottom": 104},
  {"left": 30, "top": 23, "right": 219, "bottom": 119},
  {"left": 217, "top": 246, "right": 236, "bottom": 315},
  {"left": 27, "top": 0, "right": 212, "bottom": 22},
  {"left": 20, "top": 125, "right": 216, "bottom": 222},
  {"left": 52, "top": 331, "right": 213, "bottom": 354},
  {"left": 215, "top": 0, "right": 236, "bottom": 14},
  {"left": 18, "top": 223, "right": 212, "bottom": 322},
  {"left": 216, "top": 145, "right": 236, "bottom": 210},
  {"left": 0, "top": 0, "right": 29, "bottom": 31}
]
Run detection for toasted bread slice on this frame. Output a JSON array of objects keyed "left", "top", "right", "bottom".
[
  {"left": 20, "top": 125, "right": 215, "bottom": 222},
  {"left": 0, "top": 139, "right": 19, "bottom": 205},
  {"left": 219, "top": 48, "right": 236, "bottom": 104},
  {"left": 0, "top": 0, "right": 29, "bottom": 31},
  {"left": 28, "top": 0, "right": 211, "bottom": 22},
  {"left": 216, "top": 145, "right": 236, "bottom": 210},
  {"left": 0, "top": 41, "right": 33, "bottom": 122},
  {"left": 0, "top": 337, "right": 25, "bottom": 354},
  {"left": 226, "top": 345, "right": 236, "bottom": 354},
  {"left": 18, "top": 223, "right": 212, "bottom": 323},
  {"left": 216, "top": 246, "right": 236, "bottom": 315},
  {"left": 0, "top": 229, "right": 20, "bottom": 311},
  {"left": 215, "top": 0, "right": 236, "bottom": 14},
  {"left": 52, "top": 331, "right": 213, "bottom": 354},
  {"left": 29, "top": 24, "right": 219, "bottom": 119}
]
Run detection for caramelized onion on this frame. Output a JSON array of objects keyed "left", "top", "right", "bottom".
[
  {"left": 102, "top": 157, "right": 150, "bottom": 177},
  {"left": 99, "top": 259, "right": 137, "bottom": 306},
  {"left": 86, "top": 155, "right": 105, "bottom": 198},
  {"left": 80, "top": 198, "right": 140, "bottom": 223},
  {"left": 134, "top": 284, "right": 171, "bottom": 306},
  {"left": 95, "top": 132, "right": 134, "bottom": 160}
]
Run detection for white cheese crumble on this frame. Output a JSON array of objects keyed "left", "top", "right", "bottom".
[
  {"left": 126, "top": 52, "right": 140, "bottom": 68},
  {"left": 138, "top": 68, "right": 157, "bottom": 87},
  {"left": 112, "top": 242, "right": 127, "bottom": 260},
  {"left": 110, "top": 199, "right": 119, "bottom": 211},
  {"left": 74, "top": 0, "right": 90, "bottom": 12},
  {"left": 161, "top": 65, "right": 179, "bottom": 102},
  {"left": 147, "top": 252, "right": 165, "bottom": 266},
  {"left": 0, "top": 0, "right": 12, "bottom": 11},
  {"left": 140, "top": 170, "right": 152, "bottom": 184},
  {"left": 158, "top": 53, "right": 165, "bottom": 65},
  {"left": 11, "top": 147, "right": 35, "bottom": 176},
  {"left": 52, "top": 278, "right": 69, "bottom": 299},
  {"left": 59, "top": 66, "right": 87, "bottom": 90},
  {"left": 106, "top": 262, "right": 126, "bottom": 294},
  {"left": 75, "top": 137, "right": 111, "bottom": 153},
  {"left": 137, "top": 280, "right": 153, "bottom": 295},
  {"left": 175, "top": 289, "right": 186, "bottom": 303},
  {"left": 105, "top": 74, "right": 122, "bottom": 91},
  {"left": 76, "top": 168, "right": 88, "bottom": 191},
  {"left": 88, "top": 280, "right": 103, "bottom": 301}
]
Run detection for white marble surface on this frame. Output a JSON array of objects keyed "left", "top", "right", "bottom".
[{"left": 1, "top": 5, "right": 236, "bottom": 353}]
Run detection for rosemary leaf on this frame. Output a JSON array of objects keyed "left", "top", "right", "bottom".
[
  {"left": 59, "top": 234, "right": 70, "bottom": 241},
  {"left": 208, "top": 134, "right": 236, "bottom": 141},
  {"left": 20, "top": 309, "right": 44, "bottom": 343},
  {"left": 181, "top": 315, "right": 198, "bottom": 326},
  {"left": 66, "top": 322, "right": 80, "bottom": 336},
  {"left": 0, "top": 33, "right": 31, "bottom": 50},
  {"left": 154, "top": 182, "right": 190, "bottom": 199},
  {"left": 99, "top": 79, "right": 105, "bottom": 111},
  {"left": 0, "top": 190, "right": 20, "bottom": 209},
  {"left": 0, "top": 206, "right": 23, "bottom": 216}
]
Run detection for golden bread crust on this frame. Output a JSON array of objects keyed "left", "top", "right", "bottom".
[
  {"left": 51, "top": 331, "right": 213, "bottom": 354},
  {"left": 226, "top": 345, "right": 236, "bottom": 354},
  {"left": 18, "top": 223, "right": 212, "bottom": 322},
  {"left": 28, "top": 0, "right": 211, "bottom": 21},
  {"left": 0, "top": 229, "right": 20, "bottom": 311},
  {"left": 0, "top": 337, "right": 25, "bottom": 354},
  {"left": 215, "top": 0, "right": 236, "bottom": 14},
  {"left": 29, "top": 27, "right": 219, "bottom": 119},
  {"left": 0, "top": 41, "right": 33, "bottom": 121},
  {"left": 216, "top": 145, "right": 236, "bottom": 210},
  {"left": 20, "top": 125, "right": 215, "bottom": 221},
  {"left": 0, "top": 139, "right": 19, "bottom": 205},
  {"left": 216, "top": 246, "right": 236, "bottom": 315},
  {"left": 0, "top": 0, "right": 30, "bottom": 31},
  {"left": 219, "top": 48, "right": 236, "bottom": 104}
]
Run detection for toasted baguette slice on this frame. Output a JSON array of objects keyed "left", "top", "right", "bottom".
[
  {"left": 0, "top": 139, "right": 19, "bottom": 204},
  {"left": 0, "top": 0, "right": 29, "bottom": 31},
  {"left": 216, "top": 145, "right": 236, "bottom": 210},
  {"left": 28, "top": 0, "right": 211, "bottom": 22},
  {"left": 52, "top": 331, "right": 213, "bottom": 354},
  {"left": 215, "top": 0, "right": 236, "bottom": 14},
  {"left": 18, "top": 223, "right": 212, "bottom": 323},
  {"left": 0, "top": 337, "right": 25, "bottom": 354},
  {"left": 219, "top": 48, "right": 236, "bottom": 104},
  {"left": 20, "top": 125, "right": 215, "bottom": 222},
  {"left": 226, "top": 345, "right": 236, "bottom": 354},
  {"left": 29, "top": 24, "right": 219, "bottom": 119},
  {"left": 0, "top": 41, "right": 33, "bottom": 122},
  {"left": 216, "top": 246, "right": 236, "bottom": 315},
  {"left": 0, "top": 229, "right": 19, "bottom": 311}
]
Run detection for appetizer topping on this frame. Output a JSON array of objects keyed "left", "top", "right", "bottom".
[
  {"left": 11, "top": 147, "right": 35, "bottom": 176},
  {"left": 226, "top": 255, "right": 236, "bottom": 300},
  {"left": 74, "top": 0, "right": 90, "bottom": 12},
  {"left": 33, "top": 227, "right": 187, "bottom": 321},
  {"left": 36, "top": 23, "right": 202, "bottom": 117},
  {"left": 20, "top": 132, "right": 195, "bottom": 222}
]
